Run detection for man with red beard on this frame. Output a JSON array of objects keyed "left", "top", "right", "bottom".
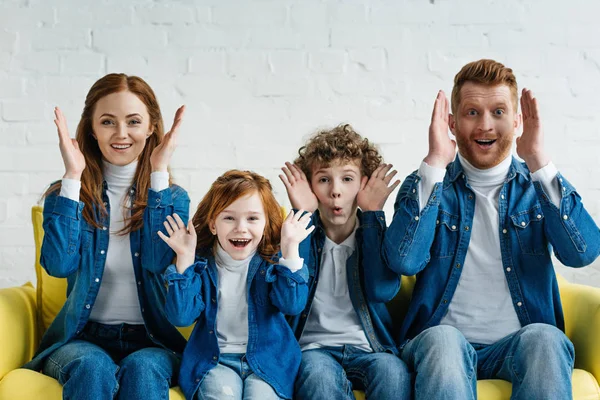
[{"left": 384, "top": 59, "right": 600, "bottom": 399}]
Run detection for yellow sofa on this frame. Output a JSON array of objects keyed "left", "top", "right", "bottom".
[{"left": 0, "top": 206, "right": 599, "bottom": 399}]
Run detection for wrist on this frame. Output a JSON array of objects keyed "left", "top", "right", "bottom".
[
  {"left": 523, "top": 153, "right": 549, "bottom": 174},
  {"left": 63, "top": 171, "right": 82, "bottom": 180},
  {"left": 175, "top": 254, "right": 195, "bottom": 273},
  {"left": 281, "top": 244, "right": 299, "bottom": 260},
  {"left": 424, "top": 154, "right": 451, "bottom": 169}
]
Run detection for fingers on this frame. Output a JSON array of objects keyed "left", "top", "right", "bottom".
[
  {"left": 297, "top": 210, "right": 312, "bottom": 225},
  {"left": 187, "top": 220, "right": 197, "bottom": 238},
  {"left": 290, "top": 163, "right": 306, "bottom": 180},
  {"left": 172, "top": 213, "right": 186, "bottom": 229},
  {"left": 281, "top": 163, "right": 296, "bottom": 184},
  {"left": 383, "top": 169, "right": 398, "bottom": 185},
  {"left": 157, "top": 230, "right": 169, "bottom": 244},
  {"left": 388, "top": 179, "right": 401, "bottom": 193},
  {"left": 54, "top": 107, "right": 69, "bottom": 143},
  {"left": 163, "top": 219, "right": 175, "bottom": 236},
  {"left": 165, "top": 105, "right": 186, "bottom": 140},
  {"left": 285, "top": 209, "right": 294, "bottom": 221},
  {"left": 431, "top": 91, "right": 442, "bottom": 122}
]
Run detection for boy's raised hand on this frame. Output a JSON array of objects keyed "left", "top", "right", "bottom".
[
  {"left": 150, "top": 105, "right": 185, "bottom": 172},
  {"left": 279, "top": 162, "right": 319, "bottom": 212},
  {"left": 424, "top": 90, "right": 456, "bottom": 169},
  {"left": 357, "top": 163, "right": 401, "bottom": 211},
  {"left": 517, "top": 88, "right": 549, "bottom": 173},
  {"left": 54, "top": 107, "right": 86, "bottom": 180},
  {"left": 280, "top": 209, "right": 314, "bottom": 260},
  {"left": 157, "top": 213, "right": 197, "bottom": 273}
]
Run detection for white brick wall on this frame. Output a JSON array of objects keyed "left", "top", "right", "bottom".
[{"left": 1, "top": 0, "right": 600, "bottom": 290}]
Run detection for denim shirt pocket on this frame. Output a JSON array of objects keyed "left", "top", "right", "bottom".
[
  {"left": 252, "top": 267, "right": 269, "bottom": 307},
  {"left": 81, "top": 225, "right": 94, "bottom": 251},
  {"left": 431, "top": 210, "right": 460, "bottom": 258},
  {"left": 510, "top": 205, "right": 546, "bottom": 256}
]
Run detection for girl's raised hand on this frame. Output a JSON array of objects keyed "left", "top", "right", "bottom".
[
  {"left": 54, "top": 107, "right": 86, "bottom": 180},
  {"left": 157, "top": 213, "right": 197, "bottom": 273},
  {"left": 280, "top": 209, "right": 314, "bottom": 260},
  {"left": 150, "top": 105, "right": 185, "bottom": 172}
]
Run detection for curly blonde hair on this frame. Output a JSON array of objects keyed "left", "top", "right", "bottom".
[{"left": 294, "top": 124, "right": 382, "bottom": 179}]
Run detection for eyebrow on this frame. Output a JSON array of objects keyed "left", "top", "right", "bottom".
[
  {"left": 222, "top": 210, "right": 263, "bottom": 215},
  {"left": 99, "top": 113, "right": 144, "bottom": 119}
]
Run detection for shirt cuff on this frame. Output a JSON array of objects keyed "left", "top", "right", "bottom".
[
  {"left": 417, "top": 161, "right": 446, "bottom": 211},
  {"left": 278, "top": 257, "right": 304, "bottom": 273},
  {"left": 531, "top": 162, "right": 561, "bottom": 207},
  {"left": 59, "top": 178, "right": 81, "bottom": 201},
  {"left": 151, "top": 171, "right": 169, "bottom": 192}
]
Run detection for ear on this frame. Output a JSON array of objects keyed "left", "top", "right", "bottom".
[
  {"left": 449, "top": 113, "right": 457, "bottom": 137},
  {"left": 209, "top": 221, "right": 216, "bottom": 235},
  {"left": 514, "top": 112, "right": 522, "bottom": 135}
]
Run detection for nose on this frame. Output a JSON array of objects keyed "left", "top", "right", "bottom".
[
  {"left": 331, "top": 181, "right": 341, "bottom": 198},
  {"left": 115, "top": 123, "right": 127, "bottom": 138},
  {"left": 478, "top": 113, "right": 493, "bottom": 132},
  {"left": 234, "top": 219, "right": 248, "bottom": 232}
]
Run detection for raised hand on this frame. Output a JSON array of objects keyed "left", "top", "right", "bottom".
[
  {"left": 54, "top": 107, "right": 86, "bottom": 180},
  {"left": 517, "top": 88, "right": 549, "bottom": 173},
  {"left": 280, "top": 209, "right": 315, "bottom": 260},
  {"left": 424, "top": 90, "right": 456, "bottom": 168},
  {"left": 150, "top": 105, "right": 185, "bottom": 172},
  {"left": 357, "top": 163, "right": 401, "bottom": 211},
  {"left": 279, "top": 162, "right": 319, "bottom": 212},
  {"left": 157, "top": 213, "right": 197, "bottom": 273}
]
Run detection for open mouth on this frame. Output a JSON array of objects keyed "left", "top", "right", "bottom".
[
  {"left": 229, "top": 239, "right": 251, "bottom": 248},
  {"left": 332, "top": 206, "right": 344, "bottom": 216},
  {"left": 474, "top": 139, "right": 496, "bottom": 149},
  {"left": 111, "top": 144, "right": 132, "bottom": 150}
]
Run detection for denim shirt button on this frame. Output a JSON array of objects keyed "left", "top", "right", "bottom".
[
  {"left": 103, "top": 202, "right": 107, "bottom": 207},
  {"left": 100, "top": 250, "right": 105, "bottom": 255},
  {"left": 212, "top": 356, "right": 217, "bottom": 360},
  {"left": 455, "top": 263, "right": 461, "bottom": 269},
  {"left": 260, "top": 270, "right": 265, "bottom": 275},
  {"left": 102, "top": 226, "right": 107, "bottom": 231},
  {"left": 517, "top": 301, "right": 523, "bottom": 307},
  {"left": 451, "top": 225, "right": 456, "bottom": 230},
  {"left": 468, "top": 195, "right": 473, "bottom": 200},
  {"left": 502, "top": 229, "right": 507, "bottom": 234},
  {"left": 501, "top": 195, "right": 505, "bottom": 200},
  {"left": 562, "top": 187, "right": 566, "bottom": 192},
  {"left": 506, "top": 267, "right": 511, "bottom": 272},
  {"left": 521, "top": 221, "right": 526, "bottom": 227},
  {"left": 537, "top": 214, "right": 542, "bottom": 219},
  {"left": 414, "top": 216, "right": 419, "bottom": 221},
  {"left": 443, "top": 299, "right": 448, "bottom": 304},
  {"left": 142, "top": 308, "right": 145, "bottom": 312},
  {"left": 95, "top": 278, "right": 99, "bottom": 283},
  {"left": 436, "top": 220, "right": 440, "bottom": 225},
  {"left": 209, "top": 330, "right": 214, "bottom": 334},
  {"left": 563, "top": 215, "right": 568, "bottom": 220},
  {"left": 412, "top": 189, "right": 416, "bottom": 193},
  {"left": 137, "top": 281, "right": 141, "bottom": 285},
  {"left": 134, "top": 252, "right": 140, "bottom": 257},
  {"left": 464, "top": 226, "right": 469, "bottom": 231},
  {"left": 301, "top": 313, "right": 307, "bottom": 318},
  {"left": 195, "top": 378, "right": 200, "bottom": 383},
  {"left": 156, "top": 198, "right": 160, "bottom": 202},
  {"left": 559, "top": 178, "right": 563, "bottom": 182},
  {"left": 212, "top": 298, "right": 216, "bottom": 303},
  {"left": 85, "top": 304, "right": 90, "bottom": 309}
]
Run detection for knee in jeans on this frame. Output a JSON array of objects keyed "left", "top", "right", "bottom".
[
  {"left": 518, "top": 323, "right": 574, "bottom": 361},
  {"left": 63, "top": 353, "right": 116, "bottom": 380}
]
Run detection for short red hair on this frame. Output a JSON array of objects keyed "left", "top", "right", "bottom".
[
  {"left": 451, "top": 59, "right": 518, "bottom": 114},
  {"left": 192, "top": 170, "right": 283, "bottom": 262}
]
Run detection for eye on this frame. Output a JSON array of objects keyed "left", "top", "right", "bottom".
[
  {"left": 494, "top": 109, "right": 504, "bottom": 116},
  {"left": 101, "top": 119, "right": 114, "bottom": 125},
  {"left": 224, "top": 216, "right": 234, "bottom": 221},
  {"left": 467, "top": 109, "right": 477, "bottom": 116},
  {"left": 249, "top": 216, "right": 260, "bottom": 221},
  {"left": 318, "top": 177, "right": 329, "bottom": 183},
  {"left": 128, "top": 119, "right": 141, "bottom": 125},
  {"left": 343, "top": 176, "right": 354, "bottom": 182}
]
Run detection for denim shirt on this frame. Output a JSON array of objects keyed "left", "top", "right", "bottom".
[
  {"left": 384, "top": 157, "right": 600, "bottom": 346},
  {"left": 24, "top": 182, "right": 190, "bottom": 371},
  {"left": 287, "top": 210, "right": 401, "bottom": 355},
  {"left": 163, "top": 250, "right": 309, "bottom": 400}
]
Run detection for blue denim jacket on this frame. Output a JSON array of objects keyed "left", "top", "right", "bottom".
[
  {"left": 384, "top": 157, "right": 600, "bottom": 345},
  {"left": 163, "top": 250, "right": 309, "bottom": 400},
  {"left": 24, "top": 182, "right": 190, "bottom": 371},
  {"left": 287, "top": 210, "right": 401, "bottom": 355}
]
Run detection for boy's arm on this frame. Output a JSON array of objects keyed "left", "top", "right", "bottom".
[{"left": 383, "top": 165, "right": 445, "bottom": 276}]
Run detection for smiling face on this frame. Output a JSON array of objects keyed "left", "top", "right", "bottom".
[
  {"left": 209, "top": 192, "right": 266, "bottom": 260},
  {"left": 310, "top": 160, "right": 362, "bottom": 241},
  {"left": 450, "top": 82, "right": 520, "bottom": 169},
  {"left": 91, "top": 90, "right": 153, "bottom": 166}
]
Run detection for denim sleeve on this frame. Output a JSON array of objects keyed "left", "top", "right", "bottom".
[
  {"left": 40, "top": 191, "right": 86, "bottom": 278},
  {"left": 383, "top": 172, "right": 443, "bottom": 276},
  {"left": 163, "top": 260, "right": 207, "bottom": 327},
  {"left": 361, "top": 211, "right": 401, "bottom": 303},
  {"left": 141, "top": 184, "right": 191, "bottom": 274},
  {"left": 534, "top": 173, "right": 600, "bottom": 267},
  {"left": 266, "top": 257, "right": 310, "bottom": 316}
]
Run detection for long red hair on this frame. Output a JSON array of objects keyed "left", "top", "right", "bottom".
[
  {"left": 192, "top": 170, "right": 283, "bottom": 262},
  {"left": 44, "top": 73, "right": 169, "bottom": 233}
]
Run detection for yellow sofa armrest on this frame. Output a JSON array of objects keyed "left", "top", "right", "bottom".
[
  {"left": 559, "top": 275, "right": 600, "bottom": 383},
  {"left": 0, "top": 283, "right": 38, "bottom": 380}
]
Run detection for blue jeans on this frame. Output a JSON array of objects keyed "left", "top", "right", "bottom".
[
  {"left": 294, "top": 345, "right": 412, "bottom": 400},
  {"left": 42, "top": 321, "right": 180, "bottom": 400},
  {"left": 401, "top": 324, "right": 575, "bottom": 400},
  {"left": 196, "top": 353, "right": 283, "bottom": 400}
]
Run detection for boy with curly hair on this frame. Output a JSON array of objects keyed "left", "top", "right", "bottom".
[{"left": 279, "top": 124, "right": 412, "bottom": 400}]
